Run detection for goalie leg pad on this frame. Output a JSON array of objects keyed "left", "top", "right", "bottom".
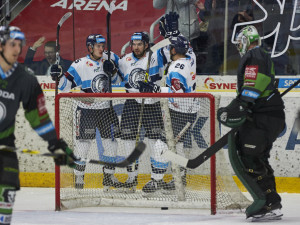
[
  {"left": 0, "top": 151, "right": 19, "bottom": 189},
  {"left": 228, "top": 132, "right": 266, "bottom": 218},
  {"left": 0, "top": 185, "right": 16, "bottom": 225}
]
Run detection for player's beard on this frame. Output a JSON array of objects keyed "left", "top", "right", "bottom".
[{"left": 133, "top": 49, "right": 146, "bottom": 59}]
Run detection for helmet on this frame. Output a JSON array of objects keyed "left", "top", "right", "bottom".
[
  {"left": 0, "top": 26, "right": 26, "bottom": 46},
  {"left": 130, "top": 32, "right": 149, "bottom": 45},
  {"left": 86, "top": 34, "right": 105, "bottom": 49},
  {"left": 236, "top": 25, "right": 261, "bottom": 57},
  {"left": 169, "top": 35, "right": 189, "bottom": 55}
]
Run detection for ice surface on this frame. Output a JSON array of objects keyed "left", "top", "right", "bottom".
[{"left": 12, "top": 188, "right": 300, "bottom": 225}]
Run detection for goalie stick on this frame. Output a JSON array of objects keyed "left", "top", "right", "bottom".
[
  {"left": 162, "top": 79, "right": 298, "bottom": 169},
  {"left": 0, "top": 142, "right": 146, "bottom": 168},
  {"left": 55, "top": 12, "right": 72, "bottom": 95}
]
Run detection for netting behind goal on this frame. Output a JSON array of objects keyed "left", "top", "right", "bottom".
[{"left": 55, "top": 93, "right": 250, "bottom": 213}]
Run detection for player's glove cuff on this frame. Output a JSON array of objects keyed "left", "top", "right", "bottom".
[{"left": 50, "top": 64, "right": 63, "bottom": 82}]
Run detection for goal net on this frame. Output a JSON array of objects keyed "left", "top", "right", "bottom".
[{"left": 55, "top": 93, "right": 251, "bottom": 213}]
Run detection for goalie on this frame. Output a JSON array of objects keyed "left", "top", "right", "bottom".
[{"left": 217, "top": 26, "right": 285, "bottom": 222}]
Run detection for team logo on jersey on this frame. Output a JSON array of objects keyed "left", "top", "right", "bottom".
[
  {"left": 91, "top": 74, "right": 109, "bottom": 93},
  {"left": 126, "top": 57, "right": 132, "bottom": 61},
  {"left": 0, "top": 101, "right": 7, "bottom": 123},
  {"left": 245, "top": 65, "right": 258, "bottom": 80},
  {"left": 129, "top": 68, "right": 146, "bottom": 89},
  {"left": 86, "top": 61, "right": 93, "bottom": 67}
]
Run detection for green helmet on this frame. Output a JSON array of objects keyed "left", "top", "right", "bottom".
[{"left": 236, "top": 25, "right": 261, "bottom": 57}]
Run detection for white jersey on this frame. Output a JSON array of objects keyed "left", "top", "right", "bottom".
[
  {"left": 58, "top": 51, "right": 121, "bottom": 109},
  {"left": 118, "top": 51, "right": 160, "bottom": 104},
  {"left": 161, "top": 55, "right": 199, "bottom": 113}
]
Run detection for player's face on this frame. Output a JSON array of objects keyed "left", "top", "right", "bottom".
[
  {"left": 93, "top": 43, "right": 105, "bottom": 58},
  {"left": 131, "top": 40, "right": 147, "bottom": 58},
  {"left": 0, "top": 39, "right": 22, "bottom": 64},
  {"left": 44, "top": 46, "right": 56, "bottom": 64}
]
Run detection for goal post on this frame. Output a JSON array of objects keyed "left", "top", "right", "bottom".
[{"left": 54, "top": 93, "right": 250, "bottom": 213}]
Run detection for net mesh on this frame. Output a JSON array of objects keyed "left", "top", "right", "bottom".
[{"left": 56, "top": 93, "right": 251, "bottom": 211}]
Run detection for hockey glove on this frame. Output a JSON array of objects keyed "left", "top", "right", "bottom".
[
  {"left": 138, "top": 81, "right": 161, "bottom": 93},
  {"left": 165, "top": 12, "right": 180, "bottom": 37},
  {"left": 50, "top": 64, "right": 63, "bottom": 81},
  {"left": 48, "top": 139, "right": 77, "bottom": 168},
  {"left": 159, "top": 16, "right": 167, "bottom": 38},
  {"left": 103, "top": 59, "right": 118, "bottom": 76}
]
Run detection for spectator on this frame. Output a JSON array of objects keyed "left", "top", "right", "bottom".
[{"left": 24, "top": 36, "right": 72, "bottom": 75}]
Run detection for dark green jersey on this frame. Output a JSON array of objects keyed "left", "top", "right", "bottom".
[
  {"left": 237, "top": 47, "right": 284, "bottom": 113},
  {"left": 0, "top": 63, "right": 57, "bottom": 147}
]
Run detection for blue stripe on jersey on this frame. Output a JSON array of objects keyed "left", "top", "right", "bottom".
[
  {"left": 150, "top": 158, "right": 169, "bottom": 169},
  {"left": 67, "top": 66, "right": 82, "bottom": 86},
  {"left": 0, "top": 66, "right": 5, "bottom": 79},
  {"left": 82, "top": 80, "right": 91, "bottom": 89},
  {"left": 167, "top": 71, "right": 191, "bottom": 93},
  {"left": 34, "top": 121, "right": 55, "bottom": 136},
  {"left": 59, "top": 76, "right": 68, "bottom": 90}
]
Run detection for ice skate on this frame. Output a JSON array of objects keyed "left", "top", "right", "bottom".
[
  {"left": 251, "top": 208, "right": 283, "bottom": 222},
  {"left": 74, "top": 175, "right": 84, "bottom": 189},
  {"left": 102, "top": 172, "right": 124, "bottom": 192},
  {"left": 123, "top": 176, "right": 138, "bottom": 193},
  {"left": 142, "top": 178, "right": 164, "bottom": 193}
]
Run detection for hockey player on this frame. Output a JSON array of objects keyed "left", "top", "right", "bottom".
[
  {"left": 138, "top": 34, "right": 198, "bottom": 192},
  {"left": 0, "top": 26, "right": 76, "bottom": 225},
  {"left": 50, "top": 34, "right": 122, "bottom": 191},
  {"left": 118, "top": 31, "right": 174, "bottom": 193},
  {"left": 217, "top": 25, "right": 285, "bottom": 221}
]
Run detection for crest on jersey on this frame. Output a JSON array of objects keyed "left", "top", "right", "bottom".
[
  {"left": 0, "top": 101, "right": 7, "bottom": 123},
  {"left": 129, "top": 68, "right": 146, "bottom": 89},
  {"left": 91, "top": 74, "right": 109, "bottom": 93}
]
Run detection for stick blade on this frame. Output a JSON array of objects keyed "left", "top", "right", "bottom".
[
  {"left": 58, "top": 12, "right": 72, "bottom": 27},
  {"left": 150, "top": 39, "right": 171, "bottom": 52}
]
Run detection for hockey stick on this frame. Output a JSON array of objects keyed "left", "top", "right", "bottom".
[
  {"left": 106, "top": 0, "right": 112, "bottom": 93},
  {"left": 0, "top": 142, "right": 146, "bottom": 168},
  {"left": 55, "top": 12, "right": 72, "bottom": 96},
  {"left": 162, "top": 80, "right": 297, "bottom": 169},
  {"left": 134, "top": 38, "right": 171, "bottom": 158}
]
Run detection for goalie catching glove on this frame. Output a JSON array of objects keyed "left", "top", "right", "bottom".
[
  {"left": 50, "top": 64, "right": 63, "bottom": 81},
  {"left": 138, "top": 81, "right": 161, "bottom": 93},
  {"left": 48, "top": 139, "right": 77, "bottom": 168},
  {"left": 217, "top": 98, "right": 249, "bottom": 128}
]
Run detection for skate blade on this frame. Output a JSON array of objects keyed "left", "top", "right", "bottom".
[
  {"left": 123, "top": 187, "right": 137, "bottom": 193},
  {"left": 103, "top": 186, "right": 124, "bottom": 193},
  {"left": 251, "top": 213, "right": 283, "bottom": 222}
]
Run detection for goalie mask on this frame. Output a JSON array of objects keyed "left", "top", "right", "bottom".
[
  {"left": 235, "top": 25, "right": 261, "bottom": 57},
  {"left": 217, "top": 98, "right": 248, "bottom": 128}
]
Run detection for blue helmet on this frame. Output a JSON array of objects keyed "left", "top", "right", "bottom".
[
  {"left": 0, "top": 26, "right": 26, "bottom": 46},
  {"left": 169, "top": 35, "right": 189, "bottom": 55},
  {"left": 86, "top": 34, "right": 106, "bottom": 49},
  {"left": 130, "top": 32, "right": 149, "bottom": 45}
]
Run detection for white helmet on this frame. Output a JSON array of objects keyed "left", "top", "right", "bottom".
[{"left": 236, "top": 25, "right": 261, "bottom": 57}]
